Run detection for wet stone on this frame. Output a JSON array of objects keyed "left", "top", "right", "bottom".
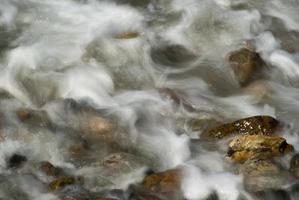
[
  {"left": 239, "top": 159, "right": 281, "bottom": 177},
  {"left": 81, "top": 116, "right": 115, "bottom": 141},
  {"left": 16, "top": 108, "right": 52, "bottom": 128},
  {"left": 116, "top": 32, "right": 139, "bottom": 39},
  {"left": 0, "top": 89, "right": 14, "bottom": 99},
  {"left": 151, "top": 44, "right": 196, "bottom": 67},
  {"left": 49, "top": 176, "right": 77, "bottom": 191},
  {"left": 7, "top": 154, "right": 27, "bottom": 169},
  {"left": 228, "top": 48, "right": 263, "bottom": 86},
  {"left": 39, "top": 161, "right": 62, "bottom": 177},
  {"left": 290, "top": 154, "right": 299, "bottom": 177},
  {"left": 202, "top": 116, "right": 279, "bottom": 140},
  {"left": 141, "top": 169, "right": 182, "bottom": 198},
  {"left": 227, "top": 135, "right": 294, "bottom": 163}
]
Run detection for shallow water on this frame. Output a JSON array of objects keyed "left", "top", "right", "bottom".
[{"left": 0, "top": 0, "right": 299, "bottom": 199}]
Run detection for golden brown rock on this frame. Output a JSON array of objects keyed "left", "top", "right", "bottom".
[
  {"left": 116, "top": 32, "right": 139, "bottom": 39},
  {"left": 227, "top": 135, "right": 294, "bottom": 163},
  {"left": 142, "top": 169, "right": 181, "bottom": 195},
  {"left": 202, "top": 116, "right": 279, "bottom": 140},
  {"left": 228, "top": 48, "right": 263, "bottom": 85},
  {"left": 49, "top": 176, "right": 76, "bottom": 191}
]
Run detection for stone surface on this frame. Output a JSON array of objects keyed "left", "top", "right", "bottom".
[
  {"left": 49, "top": 176, "right": 76, "bottom": 191},
  {"left": 227, "top": 135, "right": 294, "bottom": 163},
  {"left": 141, "top": 169, "right": 181, "bottom": 197},
  {"left": 290, "top": 154, "right": 299, "bottom": 178},
  {"left": 151, "top": 44, "right": 196, "bottom": 67},
  {"left": 81, "top": 116, "right": 115, "bottom": 141},
  {"left": 228, "top": 48, "right": 263, "bottom": 85},
  {"left": 16, "top": 108, "right": 51, "bottom": 128},
  {"left": 39, "top": 161, "right": 61, "bottom": 176},
  {"left": 116, "top": 32, "right": 139, "bottom": 39},
  {"left": 201, "top": 116, "right": 279, "bottom": 140}
]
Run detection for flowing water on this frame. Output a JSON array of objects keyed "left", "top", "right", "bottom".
[{"left": 0, "top": 0, "right": 299, "bottom": 199}]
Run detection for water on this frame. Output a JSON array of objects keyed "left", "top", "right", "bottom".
[{"left": 0, "top": 0, "right": 299, "bottom": 199}]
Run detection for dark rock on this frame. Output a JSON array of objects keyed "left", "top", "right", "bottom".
[
  {"left": 202, "top": 116, "right": 279, "bottom": 140},
  {"left": 7, "top": 154, "right": 27, "bottom": 169},
  {"left": 228, "top": 48, "right": 263, "bottom": 86}
]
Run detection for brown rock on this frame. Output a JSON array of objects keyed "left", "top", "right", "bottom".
[
  {"left": 0, "top": 89, "right": 14, "bottom": 99},
  {"left": 202, "top": 116, "right": 279, "bottom": 140},
  {"left": 82, "top": 116, "right": 115, "bottom": 141},
  {"left": 49, "top": 176, "right": 76, "bottom": 191},
  {"left": 39, "top": 161, "right": 61, "bottom": 176},
  {"left": 240, "top": 159, "right": 280, "bottom": 177},
  {"left": 116, "top": 32, "right": 139, "bottom": 39},
  {"left": 228, "top": 48, "right": 263, "bottom": 86},
  {"left": 16, "top": 108, "right": 51, "bottom": 128},
  {"left": 290, "top": 154, "right": 299, "bottom": 178},
  {"left": 142, "top": 169, "right": 181, "bottom": 196},
  {"left": 69, "top": 140, "right": 89, "bottom": 156},
  {"left": 227, "top": 135, "right": 294, "bottom": 163}
]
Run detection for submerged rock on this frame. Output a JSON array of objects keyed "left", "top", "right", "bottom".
[
  {"left": 49, "top": 176, "right": 77, "bottom": 191},
  {"left": 116, "top": 32, "right": 139, "bottom": 39},
  {"left": 78, "top": 152, "right": 147, "bottom": 191},
  {"left": 240, "top": 159, "right": 281, "bottom": 177},
  {"left": 81, "top": 116, "right": 116, "bottom": 141},
  {"left": 141, "top": 169, "right": 182, "bottom": 199},
  {"left": 16, "top": 108, "right": 52, "bottom": 128},
  {"left": 241, "top": 159, "right": 294, "bottom": 192},
  {"left": 151, "top": 44, "right": 196, "bottom": 67},
  {"left": 228, "top": 48, "right": 263, "bottom": 86},
  {"left": 202, "top": 116, "right": 279, "bottom": 140},
  {"left": 227, "top": 135, "right": 294, "bottom": 163},
  {"left": 39, "top": 161, "right": 62, "bottom": 177},
  {"left": 159, "top": 88, "right": 195, "bottom": 111}
]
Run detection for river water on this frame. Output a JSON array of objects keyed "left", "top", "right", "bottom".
[{"left": 0, "top": 0, "right": 299, "bottom": 199}]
